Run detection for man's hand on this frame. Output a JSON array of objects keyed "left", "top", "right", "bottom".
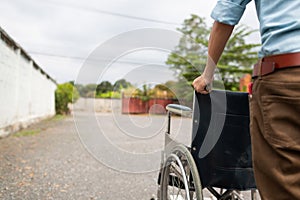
[{"left": 192, "top": 74, "right": 212, "bottom": 94}]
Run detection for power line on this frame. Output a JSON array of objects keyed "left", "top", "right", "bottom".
[
  {"left": 44, "top": 0, "right": 181, "bottom": 26},
  {"left": 28, "top": 51, "right": 166, "bottom": 66}
]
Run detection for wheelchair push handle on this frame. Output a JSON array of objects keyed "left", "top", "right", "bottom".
[
  {"left": 166, "top": 104, "right": 192, "bottom": 117},
  {"left": 165, "top": 104, "right": 192, "bottom": 135}
]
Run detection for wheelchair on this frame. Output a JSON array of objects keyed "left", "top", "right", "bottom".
[{"left": 157, "top": 90, "right": 259, "bottom": 200}]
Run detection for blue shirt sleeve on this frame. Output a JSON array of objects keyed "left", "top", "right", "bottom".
[{"left": 211, "top": 0, "right": 252, "bottom": 25}]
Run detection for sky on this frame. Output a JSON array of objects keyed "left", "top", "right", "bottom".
[{"left": 0, "top": 0, "right": 260, "bottom": 85}]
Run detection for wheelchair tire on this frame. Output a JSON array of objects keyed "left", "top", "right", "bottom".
[{"left": 160, "top": 144, "right": 203, "bottom": 200}]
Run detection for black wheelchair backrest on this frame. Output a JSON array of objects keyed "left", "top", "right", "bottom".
[{"left": 191, "top": 90, "right": 256, "bottom": 190}]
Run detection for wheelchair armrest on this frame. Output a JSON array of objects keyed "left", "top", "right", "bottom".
[{"left": 166, "top": 104, "right": 192, "bottom": 117}]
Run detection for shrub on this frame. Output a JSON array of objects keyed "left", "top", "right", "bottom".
[{"left": 55, "top": 83, "right": 79, "bottom": 114}]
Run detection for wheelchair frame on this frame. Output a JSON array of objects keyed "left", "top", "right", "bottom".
[{"left": 157, "top": 91, "right": 259, "bottom": 200}]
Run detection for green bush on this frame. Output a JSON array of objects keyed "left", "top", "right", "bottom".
[
  {"left": 95, "top": 91, "right": 121, "bottom": 99},
  {"left": 55, "top": 83, "right": 79, "bottom": 114}
]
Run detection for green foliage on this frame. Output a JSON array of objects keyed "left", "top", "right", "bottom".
[
  {"left": 95, "top": 91, "right": 121, "bottom": 99},
  {"left": 75, "top": 84, "right": 97, "bottom": 98},
  {"left": 122, "top": 86, "right": 139, "bottom": 98},
  {"left": 219, "top": 25, "right": 259, "bottom": 88},
  {"left": 151, "top": 84, "right": 174, "bottom": 98},
  {"left": 166, "top": 15, "right": 209, "bottom": 82},
  {"left": 50, "top": 114, "right": 66, "bottom": 121},
  {"left": 122, "top": 83, "right": 176, "bottom": 102},
  {"left": 135, "top": 84, "right": 153, "bottom": 102},
  {"left": 113, "top": 79, "right": 132, "bottom": 91},
  {"left": 75, "top": 79, "right": 132, "bottom": 99},
  {"left": 164, "top": 79, "right": 194, "bottom": 107},
  {"left": 14, "top": 129, "right": 40, "bottom": 137},
  {"left": 55, "top": 83, "right": 79, "bottom": 114},
  {"left": 96, "top": 81, "right": 113, "bottom": 94},
  {"left": 95, "top": 79, "right": 130, "bottom": 98},
  {"left": 166, "top": 14, "right": 259, "bottom": 99}
]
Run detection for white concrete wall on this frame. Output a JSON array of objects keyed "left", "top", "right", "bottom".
[
  {"left": 73, "top": 98, "right": 121, "bottom": 113},
  {"left": 0, "top": 29, "right": 56, "bottom": 137}
]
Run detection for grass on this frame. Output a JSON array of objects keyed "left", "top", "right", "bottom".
[
  {"left": 14, "top": 129, "right": 41, "bottom": 137},
  {"left": 13, "top": 114, "right": 66, "bottom": 137},
  {"left": 50, "top": 114, "right": 66, "bottom": 121}
]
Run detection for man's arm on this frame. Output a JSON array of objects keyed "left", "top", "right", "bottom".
[{"left": 192, "top": 21, "right": 234, "bottom": 93}]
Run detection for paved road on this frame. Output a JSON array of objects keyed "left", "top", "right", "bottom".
[
  {"left": 0, "top": 112, "right": 259, "bottom": 200},
  {"left": 0, "top": 113, "right": 194, "bottom": 200}
]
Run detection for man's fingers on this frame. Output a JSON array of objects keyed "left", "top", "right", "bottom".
[
  {"left": 192, "top": 76, "right": 211, "bottom": 94},
  {"left": 193, "top": 85, "right": 209, "bottom": 94}
]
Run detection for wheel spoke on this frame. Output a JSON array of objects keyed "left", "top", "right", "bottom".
[
  {"left": 170, "top": 162, "right": 184, "bottom": 182},
  {"left": 160, "top": 145, "right": 203, "bottom": 200}
]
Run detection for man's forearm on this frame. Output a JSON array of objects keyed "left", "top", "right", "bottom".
[
  {"left": 203, "top": 21, "right": 234, "bottom": 80},
  {"left": 192, "top": 21, "right": 234, "bottom": 93}
]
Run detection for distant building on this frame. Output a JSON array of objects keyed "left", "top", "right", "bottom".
[{"left": 0, "top": 27, "right": 57, "bottom": 137}]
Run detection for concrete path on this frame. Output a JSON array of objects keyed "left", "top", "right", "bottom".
[
  {"left": 0, "top": 113, "right": 192, "bottom": 200},
  {"left": 0, "top": 113, "right": 258, "bottom": 200}
]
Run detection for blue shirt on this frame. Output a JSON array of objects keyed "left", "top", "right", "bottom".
[{"left": 211, "top": 0, "right": 300, "bottom": 57}]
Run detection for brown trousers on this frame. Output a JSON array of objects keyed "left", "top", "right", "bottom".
[{"left": 250, "top": 67, "right": 300, "bottom": 200}]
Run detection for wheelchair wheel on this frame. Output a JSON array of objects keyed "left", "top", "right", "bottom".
[{"left": 160, "top": 144, "right": 203, "bottom": 200}]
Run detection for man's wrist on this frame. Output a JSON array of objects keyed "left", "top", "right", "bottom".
[{"left": 202, "top": 70, "right": 214, "bottom": 83}]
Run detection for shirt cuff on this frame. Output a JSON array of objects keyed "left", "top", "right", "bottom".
[{"left": 211, "top": 0, "right": 246, "bottom": 26}]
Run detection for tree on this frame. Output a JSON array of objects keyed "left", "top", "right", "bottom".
[
  {"left": 151, "top": 83, "right": 176, "bottom": 99},
  {"left": 135, "top": 84, "right": 153, "bottom": 102},
  {"left": 113, "top": 79, "right": 132, "bottom": 92},
  {"left": 166, "top": 14, "right": 259, "bottom": 93},
  {"left": 75, "top": 84, "right": 97, "bottom": 97},
  {"left": 166, "top": 15, "right": 209, "bottom": 83},
  {"left": 218, "top": 25, "right": 259, "bottom": 90},
  {"left": 96, "top": 81, "right": 113, "bottom": 95},
  {"left": 55, "top": 83, "right": 79, "bottom": 114}
]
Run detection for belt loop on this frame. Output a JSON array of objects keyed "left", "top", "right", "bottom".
[{"left": 258, "top": 58, "right": 263, "bottom": 80}]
